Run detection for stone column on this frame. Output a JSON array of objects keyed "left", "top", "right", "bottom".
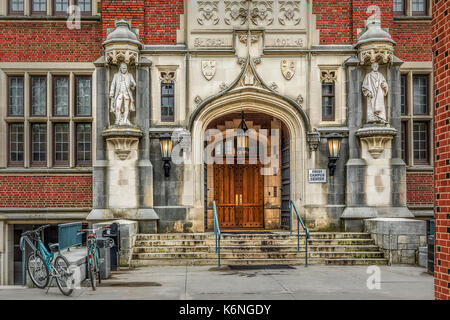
[{"left": 87, "top": 20, "right": 158, "bottom": 231}]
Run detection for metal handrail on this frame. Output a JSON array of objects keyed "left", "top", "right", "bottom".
[
  {"left": 212, "top": 201, "right": 221, "bottom": 268},
  {"left": 289, "top": 200, "right": 309, "bottom": 267}
]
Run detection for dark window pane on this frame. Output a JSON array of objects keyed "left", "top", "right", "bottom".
[
  {"left": 401, "top": 122, "right": 408, "bottom": 164},
  {"left": 77, "top": 0, "right": 91, "bottom": 12},
  {"left": 322, "top": 82, "right": 335, "bottom": 121},
  {"left": 54, "top": 123, "right": 69, "bottom": 163},
  {"left": 412, "top": 0, "right": 426, "bottom": 14},
  {"left": 77, "top": 123, "right": 91, "bottom": 164},
  {"left": 54, "top": 0, "right": 69, "bottom": 12},
  {"left": 413, "top": 122, "right": 428, "bottom": 163},
  {"left": 413, "top": 75, "right": 428, "bottom": 115},
  {"left": 10, "top": 0, "right": 24, "bottom": 12},
  {"left": 9, "top": 123, "right": 24, "bottom": 164},
  {"left": 400, "top": 75, "right": 407, "bottom": 115},
  {"left": 76, "top": 76, "right": 91, "bottom": 116},
  {"left": 9, "top": 76, "right": 24, "bottom": 116},
  {"left": 31, "top": 76, "right": 47, "bottom": 116},
  {"left": 31, "top": 123, "right": 47, "bottom": 164},
  {"left": 161, "top": 81, "right": 175, "bottom": 121},
  {"left": 54, "top": 76, "right": 69, "bottom": 116},
  {"left": 394, "top": 0, "right": 405, "bottom": 14},
  {"left": 32, "top": 0, "right": 46, "bottom": 12}
]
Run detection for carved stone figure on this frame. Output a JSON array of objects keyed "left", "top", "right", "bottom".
[
  {"left": 109, "top": 63, "right": 136, "bottom": 126},
  {"left": 362, "top": 62, "right": 389, "bottom": 124}
]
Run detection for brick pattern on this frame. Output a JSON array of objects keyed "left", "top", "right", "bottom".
[
  {"left": 406, "top": 172, "right": 434, "bottom": 206},
  {"left": 0, "top": 22, "right": 102, "bottom": 62},
  {"left": 101, "top": 0, "right": 183, "bottom": 45},
  {"left": 0, "top": 176, "right": 92, "bottom": 208},
  {"left": 313, "top": 0, "right": 431, "bottom": 62},
  {"left": 433, "top": 0, "right": 450, "bottom": 301}
]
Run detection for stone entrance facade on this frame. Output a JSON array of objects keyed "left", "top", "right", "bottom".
[{"left": 0, "top": 1, "right": 437, "bottom": 285}]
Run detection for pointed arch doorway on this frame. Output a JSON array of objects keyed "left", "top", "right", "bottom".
[{"left": 204, "top": 111, "right": 290, "bottom": 230}]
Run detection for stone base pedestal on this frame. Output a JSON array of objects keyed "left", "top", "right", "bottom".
[
  {"left": 87, "top": 126, "right": 159, "bottom": 231},
  {"left": 364, "top": 218, "right": 427, "bottom": 265}
]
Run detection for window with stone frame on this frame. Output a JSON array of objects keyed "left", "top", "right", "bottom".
[
  {"left": 31, "top": 0, "right": 47, "bottom": 14},
  {"left": 400, "top": 72, "right": 433, "bottom": 166},
  {"left": 8, "top": 123, "right": 24, "bottom": 166},
  {"left": 53, "top": 0, "right": 69, "bottom": 15},
  {"left": 160, "top": 71, "right": 176, "bottom": 122},
  {"left": 411, "top": 0, "right": 427, "bottom": 16},
  {"left": 320, "top": 70, "right": 337, "bottom": 122},
  {"left": 4, "top": 72, "right": 93, "bottom": 168},
  {"left": 8, "top": 0, "right": 24, "bottom": 14},
  {"left": 76, "top": 0, "right": 92, "bottom": 15},
  {"left": 394, "top": 0, "right": 406, "bottom": 15},
  {"left": 8, "top": 76, "right": 24, "bottom": 116},
  {"left": 30, "top": 75, "right": 47, "bottom": 116}
]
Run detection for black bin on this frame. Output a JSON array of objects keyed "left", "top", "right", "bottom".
[
  {"left": 102, "top": 223, "right": 120, "bottom": 271},
  {"left": 427, "top": 220, "right": 435, "bottom": 275}
]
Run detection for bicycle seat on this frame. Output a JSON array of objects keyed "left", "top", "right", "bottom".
[{"left": 48, "top": 243, "right": 59, "bottom": 252}]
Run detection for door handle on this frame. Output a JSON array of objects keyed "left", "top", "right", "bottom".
[{"left": 236, "top": 194, "right": 239, "bottom": 206}]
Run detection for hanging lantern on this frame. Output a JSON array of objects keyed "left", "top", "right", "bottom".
[
  {"left": 159, "top": 133, "right": 173, "bottom": 177},
  {"left": 237, "top": 111, "right": 249, "bottom": 156}
]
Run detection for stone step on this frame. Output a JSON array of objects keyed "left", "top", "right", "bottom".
[
  {"left": 133, "top": 245, "right": 381, "bottom": 253},
  {"left": 135, "top": 232, "right": 372, "bottom": 241},
  {"left": 134, "top": 238, "right": 375, "bottom": 247},
  {"left": 325, "top": 258, "right": 388, "bottom": 266},
  {"left": 132, "top": 251, "right": 385, "bottom": 260},
  {"left": 130, "top": 258, "right": 388, "bottom": 267}
]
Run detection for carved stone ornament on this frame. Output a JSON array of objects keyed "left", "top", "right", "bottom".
[
  {"left": 307, "top": 129, "right": 320, "bottom": 153},
  {"left": 356, "top": 126, "right": 397, "bottom": 159},
  {"left": 239, "top": 33, "right": 259, "bottom": 44},
  {"left": 220, "top": 82, "right": 228, "bottom": 91},
  {"left": 102, "top": 127, "right": 143, "bottom": 161},
  {"left": 296, "top": 94, "right": 304, "bottom": 105},
  {"left": 279, "top": 1, "right": 301, "bottom": 26},
  {"left": 320, "top": 70, "right": 337, "bottom": 83},
  {"left": 250, "top": 1, "right": 274, "bottom": 26},
  {"left": 197, "top": 1, "right": 220, "bottom": 25},
  {"left": 360, "top": 47, "right": 393, "bottom": 66},
  {"left": 160, "top": 71, "right": 176, "bottom": 84},
  {"left": 106, "top": 50, "right": 139, "bottom": 66},
  {"left": 269, "top": 82, "right": 279, "bottom": 91},
  {"left": 194, "top": 95, "right": 203, "bottom": 105},
  {"left": 253, "top": 57, "right": 262, "bottom": 65},
  {"left": 224, "top": 1, "right": 248, "bottom": 25},
  {"left": 202, "top": 60, "right": 216, "bottom": 81},
  {"left": 281, "top": 60, "right": 296, "bottom": 80}
]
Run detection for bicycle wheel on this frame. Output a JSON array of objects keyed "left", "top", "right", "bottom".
[
  {"left": 88, "top": 257, "right": 96, "bottom": 290},
  {"left": 54, "top": 255, "right": 74, "bottom": 296},
  {"left": 27, "top": 252, "right": 49, "bottom": 289}
]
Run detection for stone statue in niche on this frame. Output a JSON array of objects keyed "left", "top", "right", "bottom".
[
  {"left": 109, "top": 62, "right": 136, "bottom": 126},
  {"left": 362, "top": 62, "right": 389, "bottom": 124}
]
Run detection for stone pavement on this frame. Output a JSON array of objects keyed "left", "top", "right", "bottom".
[{"left": 0, "top": 265, "right": 433, "bottom": 300}]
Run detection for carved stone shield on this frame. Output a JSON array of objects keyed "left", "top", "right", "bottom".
[
  {"left": 281, "top": 60, "right": 296, "bottom": 80},
  {"left": 202, "top": 60, "right": 216, "bottom": 81}
]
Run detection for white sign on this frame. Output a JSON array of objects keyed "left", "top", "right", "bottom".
[{"left": 309, "top": 169, "right": 327, "bottom": 183}]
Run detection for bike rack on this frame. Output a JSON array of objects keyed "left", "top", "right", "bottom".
[{"left": 19, "top": 236, "right": 37, "bottom": 286}]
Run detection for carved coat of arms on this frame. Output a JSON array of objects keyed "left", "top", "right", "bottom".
[
  {"left": 202, "top": 60, "right": 217, "bottom": 81},
  {"left": 281, "top": 60, "right": 296, "bottom": 80}
]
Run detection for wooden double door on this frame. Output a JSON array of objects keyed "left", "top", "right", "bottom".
[{"left": 214, "top": 163, "right": 264, "bottom": 229}]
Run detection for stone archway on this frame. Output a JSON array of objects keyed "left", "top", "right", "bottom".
[{"left": 186, "top": 88, "right": 309, "bottom": 232}]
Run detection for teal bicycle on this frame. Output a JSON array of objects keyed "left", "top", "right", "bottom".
[
  {"left": 20, "top": 225, "right": 74, "bottom": 296},
  {"left": 78, "top": 225, "right": 114, "bottom": 290}
]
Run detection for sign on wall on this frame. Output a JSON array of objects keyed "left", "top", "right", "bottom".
[{"left": 308, "top": 169, "right": 327, "bottom": 183}]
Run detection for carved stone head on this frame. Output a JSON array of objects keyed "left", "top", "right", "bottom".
[
  {"left": 371, "top": 62, "right": 379, "bottom": 72},
  {"left": 120, "top": 62, "right": 128, "bottom": 74}
]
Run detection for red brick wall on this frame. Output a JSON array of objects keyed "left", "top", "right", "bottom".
[
  {"left": 433, "top": 0, "right": 450, "bottom": 301},
  {"left": 0, "top": 22, "right": 102, "bottom": 62},
  {"left": 406, "top": 172, "right": 434, "bottom": 206},
  {"left": 313, "top": 0, "right": 432, "bottom": 62},
  {"left": 392, "top": 22, "right": 433, "bottom": 61},
  {"left": 0, "top": 176, "right": 92, "bottom": 208},
  {"left": 101, "top": 0, "right": 183, "bottom": 45}
]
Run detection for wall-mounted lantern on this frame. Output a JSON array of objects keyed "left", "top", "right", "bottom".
[
  {"left": 326, "top": 133, "right": 343, "bottom": 177},
  {"left": 237, "top": 111, "right": 249, "bottom": 156},
  {"left": 159, "top": 133, "right": 173, "bottom": 177}
]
